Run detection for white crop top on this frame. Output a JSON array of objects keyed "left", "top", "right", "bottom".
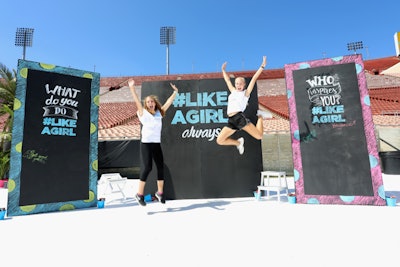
[
  {"left": 138, "top": 109, "right": 162, "bottom": 143},
  {"left": 226, "top": 90, "right": 249, "bottom": 115}
]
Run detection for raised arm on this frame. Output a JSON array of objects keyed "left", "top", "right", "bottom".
[
  {"left": 221, "top": 62, "right": 235, "bottom": 92},
  {"left": 161, "top": 82, "right": 179, "bottom": 112},
  {"left": 128, "top": 79, "right": 144, "bottom": 116},
  {"left": 245, "top": 56, "right": 267, "bottom": 97}
]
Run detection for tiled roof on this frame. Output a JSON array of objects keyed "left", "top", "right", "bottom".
[
  {"left": 98, "top": 86, "right": 399, "bottom": 139},
  {"left": 263, "top": 118, "right": 290, "bottom": 133},
  {"left": 258, "top": 95, "right": 289, "bottom": 120},
  {"left": 98, "top": 57, "right": 399, "bottom": 88},
  {"left": 369, "top": 87, "right": 400, "bottom": 117},
  {"left": 373, "top": 115, "right": 400, "bottom": 126},
  {"left": 363, "top": 56, "right": 400, "bottom": 75},
  {"left": 98, "top": 123, "right": 141, "bottom": 140},
  {"left": 381, "top": 63, "right": 400, "bottom": 77},
  {"left": 98, "top": 102, "right": 137, "bottom": 129},
  {"left": 259, "top": 87, "right": 400, "bottom": 118},
  {"left": 97, "top": 57, "right": 400, "bottom": 139},
  {"left": 98, "top": 102, "right": 141, "bottom": 140},
  {"left": 369, "top": 87, "right": 400, "bottom": 103}
]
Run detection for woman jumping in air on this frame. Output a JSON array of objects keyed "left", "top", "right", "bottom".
[{"left": 216, "top": 56, "right": 269, "bottom": 155}]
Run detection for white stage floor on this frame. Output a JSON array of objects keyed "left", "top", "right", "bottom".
[{"left": 1, "top": 174, "right": 399, "bottom": 267}]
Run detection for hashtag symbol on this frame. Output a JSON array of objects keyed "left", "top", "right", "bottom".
[
  {"left": 43, "top": 117, "right": 52, "bottom": 126},
  {"left": 311, "top": 106, "right": 319, "bottom": 115},
  {"left": 173, "top": 92, "right": 185, "bottom": 107}
]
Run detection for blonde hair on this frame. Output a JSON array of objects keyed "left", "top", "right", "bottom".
[
  {"left": 143, "top": 95, "right": 165, "bottom": 117},
  {"left": 235, "top": 77, "right": 247, "bottom": 87}
]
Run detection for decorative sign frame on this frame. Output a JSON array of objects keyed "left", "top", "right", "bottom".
[
  {"left": 7, "top": 60, "right": 100, "bottom": 216},
  {"left": 284, "top": 55, "right": 386, "bottom": 205}
]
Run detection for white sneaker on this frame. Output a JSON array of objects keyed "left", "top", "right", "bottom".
[
  {"left": 237, "top": 137, "right": 244, "bottom": 155},
  {"left": 256, "top": 110, "right": 271, "bottom": 119}
]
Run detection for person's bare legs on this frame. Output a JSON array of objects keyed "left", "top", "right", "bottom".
[
  {"left": 217, "top": 115, "right": 264, "bottom": 145},
  {"left": 216, "top": 127, "right": 239, "bottom": 146},
  {"left": 137, "top": 180, "right": 146, "bottom": 195},
  {"left": 156, "top": 180, "right": 166, "bottom": 203},
  {"left": 135, "top": 180, "right": 147, "bottom": 206},
  {"left": 242, "top": 116, "right": 264, "bottom": 140},
  {"left": 157, "top": 180, "right": 164, "bottom": 194},
  {"left": 217, "top": 127, "right": 245, "bottom": 154},
  {"left": 216, "top": 115, "right": 264, "bottom": 154},
  {"left": 255, "top": 116, "right": 264, "bottom": 136}
]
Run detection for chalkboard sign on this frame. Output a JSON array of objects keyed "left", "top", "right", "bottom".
[
  {"left": 285, "top": 55, "right": 386, "bottom": 205},
  {"left": 8, "top": 60, "right": 100, "bottom": 216},
  {"left": 141, "top": 79, "right": 262, "bottom": 199}
]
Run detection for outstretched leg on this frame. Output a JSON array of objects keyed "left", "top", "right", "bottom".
[
  {"left": 216, "top": 126, "right": 238, "bottom": 146},
  {"left": 242, "top": 115, "right": 265, "bottom": 140},
  {"left": 216, "top": 127, "right": 244, "bottom": 154}
]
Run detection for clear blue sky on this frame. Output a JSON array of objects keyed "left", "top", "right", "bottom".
[{"left": 1, "top": 0, "right": 399, "bottom": 77}]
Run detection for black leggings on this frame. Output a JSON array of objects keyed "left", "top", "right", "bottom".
[{"left": 140, "top": 142, "right": 165, "bottom": 182}]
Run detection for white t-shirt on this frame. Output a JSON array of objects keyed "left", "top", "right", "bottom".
[
  {"left": 227, "top": 90, "right": 249, "bottom": 115},
  {"left": 138, "top": 109, "right": 162, "bottom": 143}
]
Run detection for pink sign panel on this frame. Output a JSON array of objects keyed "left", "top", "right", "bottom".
[{"left": 284, "top": 54, "right": 386, "bottom": 205}]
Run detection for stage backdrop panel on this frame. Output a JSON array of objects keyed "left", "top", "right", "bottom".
[
  {"left": 7, "top": 60, "right": 100, "bottom": 216},
  {"left": 141, "top": 78, "right": 263, "bottom": 199},
  {"left": 284, "top": 55, "right": 386, "bottom": 205}
]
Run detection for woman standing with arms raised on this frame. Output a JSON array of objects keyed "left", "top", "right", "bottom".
[{"left": 128, "top": 79, "right": 178, "bottom": 206}]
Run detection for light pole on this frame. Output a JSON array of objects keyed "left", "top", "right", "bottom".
[
  {"left": 347, "top": 41, "right": 363, "bottom": 54},
  {"left": 15, "top": 28, "right": 35, "bottom": 60},
  {"left": 160, "top": 26, "right": 176, "bottom": 75}
]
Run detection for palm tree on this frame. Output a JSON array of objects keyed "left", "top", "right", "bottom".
[{"left": 0, "top": 63, "right": 17, "bottom": 179}]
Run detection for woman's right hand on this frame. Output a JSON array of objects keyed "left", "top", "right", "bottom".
[{"left": 170, "top": 83, "right": 179, "bottom": 92}]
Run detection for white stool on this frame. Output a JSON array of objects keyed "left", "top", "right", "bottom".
[
  {"left": 98, "top": 173, "right": 128, "bottom": 201},
  {"left": 257, "top": 171, "right": 289, "bottom": 202}
]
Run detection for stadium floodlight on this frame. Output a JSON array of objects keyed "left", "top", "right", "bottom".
[
  {"left": 160, "top": 26, "right": 176, "bottom": 75},
  {"left": 15, "top": 28, "right": 35, "bottom": 60},
  {"left": 347, "top": 41, "right": 363, "bottom": 54}
]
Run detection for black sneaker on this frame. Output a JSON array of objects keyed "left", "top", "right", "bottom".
[
  {"left": 155, "top": 192, "right": 166, "bottom": 204},
  {"left": 135, "top": 194, "right": 146, "bottom": 206}
]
